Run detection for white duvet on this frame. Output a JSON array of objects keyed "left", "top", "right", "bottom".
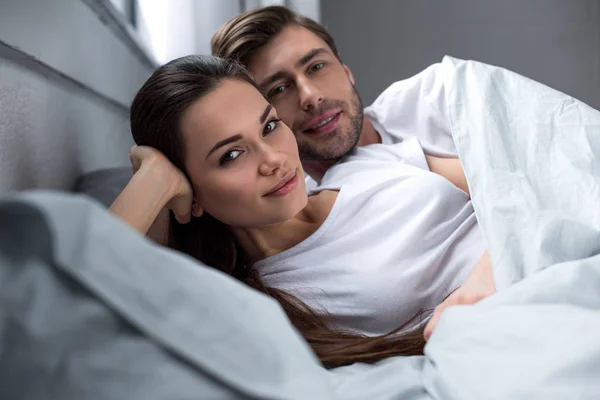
[{"left": 331, "top": 56, "right": 600, "bottom": 399}]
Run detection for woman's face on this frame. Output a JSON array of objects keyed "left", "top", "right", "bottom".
[{"left": 179, "top": 79, "right": 307, "bottom": 228}]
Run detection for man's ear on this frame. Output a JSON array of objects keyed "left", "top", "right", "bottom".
[
  {"left": 342, "top": 63, "right": 355, "bottom": 85},
  {"left": 191, "top": 198, "right": 204, "bottom": 218}
]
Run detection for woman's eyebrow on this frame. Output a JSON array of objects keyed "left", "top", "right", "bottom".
[
  {"left": 260, "top": 104, "right": 273, "bottom": 124},
  {"left": 206, "top": 104, "right": 273, "bottom": 160},
  {"left": 206, "top": 134, "right": 243, "bottom": 159}
]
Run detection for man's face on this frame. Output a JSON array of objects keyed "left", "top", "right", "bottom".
[{"left": 248, "top": 24, "right": 363, "bottom": 162}]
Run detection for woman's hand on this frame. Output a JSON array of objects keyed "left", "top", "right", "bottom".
[
  {"left": 424, "top": 252, "right": 496, "bottom": 341},
  {"left": 129, "top": 145, "right": 193, "bottom": 224},
  {"left": 110, "top": 146, "right": 193, "bottom": 235}
]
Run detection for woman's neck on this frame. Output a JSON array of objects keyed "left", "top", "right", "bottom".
[{"left": 232, "top": 190, "right": 338, "bottom": 263}]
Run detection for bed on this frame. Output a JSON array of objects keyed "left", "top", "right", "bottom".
[{"left": 1, "top": 57, "right": 600, "bottom": 399}]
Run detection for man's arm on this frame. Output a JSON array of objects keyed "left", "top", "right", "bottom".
[{"left": 425, "top": 155, "right": 470, "bottom": 197}]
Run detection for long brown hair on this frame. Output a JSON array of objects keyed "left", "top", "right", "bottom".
[
  {"left": 211, "top": 5, "right": 341, "bottom": 67},
  {"left": 130, "top": 55, "right": 425, "bottom": 368}
]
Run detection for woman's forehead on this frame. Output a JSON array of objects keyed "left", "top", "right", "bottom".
[{"left": 180, "top": 80, "right": 270, "bottom": 145}]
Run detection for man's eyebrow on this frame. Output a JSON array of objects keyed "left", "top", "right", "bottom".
[
  {"left": 257, "top": 48, "right": 330, "bottom": 90},
  {"left": 260, "top": 104, "right": 273, "bottom": 124},
  {"left": 257, "top": 72, "right": 286, "bottom": 91},
  {"left": 294, "top": 47, "right": 329, "bottom": 68},
  {"left": 206, "top": 134, "right": 243, "bottom": 159}
]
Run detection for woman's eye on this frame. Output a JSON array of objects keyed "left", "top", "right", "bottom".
[
  {"left": 263, "top": 119, "right": 280, "bottom": 135},
  {"left": 220, "top": 149, "right": 243, "bottom": 165}
]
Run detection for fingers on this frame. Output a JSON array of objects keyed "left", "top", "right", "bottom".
[
  {"left": 424, "top": 304, "right": 444, "bottom": 341},
  {"left": 129, "top": 145, "right": 143, "bottom": 173},
  {"left": 423, "top": 286, "right": 493, "bottom": 341},
  {"left": 129, "top": 145, "right": 163, "bottom": 174},
  {"left": 423, "top": 318, "right": 434, "bottom": 342},
  {"left": 172, "top": 192, "right": 194, "bottom": 225},
  {"left": 424, "top": 293, "right": 462, "bottom": 341},
  {"left": 129, "top": 145, "right": 140, "bottom": 161},
  {"left": 175, "top": 210, "right": 192, "bottom": 225}
]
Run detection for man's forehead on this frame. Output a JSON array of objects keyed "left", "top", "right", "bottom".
[{"left": 247, "top": 24, "right": 332, "bottom": 79}]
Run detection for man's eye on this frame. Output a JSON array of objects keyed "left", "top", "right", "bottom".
[
  {"left": 269, "top": 85, "right": 286, "bottom": 97},
  {"left": 220, "top": 149, "right": 243, "bottom": 165},
  {"left": 311, "top": 62, "right": 325, "bottom": 72}
]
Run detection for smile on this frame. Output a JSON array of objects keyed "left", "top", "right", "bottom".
[
  {"left": 312, "top": 114, "right": 336, "bottom": 129},
  {"left": 264, "top": 170, "right": 299, "bottom": 197},
  {"left": 303, "top": 111, "right": 342, "bottom": 135}
]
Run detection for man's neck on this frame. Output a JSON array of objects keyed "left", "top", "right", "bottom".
[
  {"left": 303, "top": 116, "right": 381, "bottom": 181},
  {"left": 357, "top": 116, "right": 381, "bottom": 147},
  {"left": 302, "top": 160, "right": 335, "bottom": 182}
]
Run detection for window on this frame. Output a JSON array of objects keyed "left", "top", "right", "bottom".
[{"left": 109, "top": 0, "right": 136, "bottom": 26}]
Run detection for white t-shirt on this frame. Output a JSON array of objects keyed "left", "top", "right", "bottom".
[{"left": 257, "top": 138, "right": 485, "bottom": 336}]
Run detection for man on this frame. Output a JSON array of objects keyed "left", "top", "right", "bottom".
[{"left": 211, "top": 5, "right": 457, "bottom": 184}]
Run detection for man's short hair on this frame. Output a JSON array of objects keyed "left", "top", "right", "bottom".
[{"left": 211, "top": 6, "right": 341, "bottom": 67}]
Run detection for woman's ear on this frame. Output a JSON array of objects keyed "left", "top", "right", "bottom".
[{"left": 191, "top": 198, "right": 204, "bottom": 218}]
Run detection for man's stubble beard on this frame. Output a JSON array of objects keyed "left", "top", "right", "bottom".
[{"left": 296, "top": 86, "right": 364, "bottom": 162}]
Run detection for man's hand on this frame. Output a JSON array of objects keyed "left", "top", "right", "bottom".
[{"left": 424, "top": 252, "right": 496, "bottom": 341}]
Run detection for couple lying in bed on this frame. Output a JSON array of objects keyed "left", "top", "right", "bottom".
[{"left": 111, "top": 7, "right": 494, "bottom": 368}]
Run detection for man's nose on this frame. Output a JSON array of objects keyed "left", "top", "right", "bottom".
[{"left": 298, "top": 78, "right": 324, "bottom": 112}]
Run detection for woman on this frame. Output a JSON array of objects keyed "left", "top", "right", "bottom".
[{"left": 111, "top": 55, "right": 495, "bottom": 368}]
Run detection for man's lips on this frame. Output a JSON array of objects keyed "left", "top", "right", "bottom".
[
  {"left": 302, "top": 110, "right": 342, "bottom": 135},
  {"left": 303, "top": 109, "right": 342, "bottom": 130}
]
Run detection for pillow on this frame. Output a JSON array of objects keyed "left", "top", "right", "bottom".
[
  {"left": 74, "top": 167, "right": 169, "bottom": 244},
  {"left": 0, "top": 191, "right": 332, "bottom": 399},
  {"left": 74, "top": 167, "right": 132, "bottom": 207}
]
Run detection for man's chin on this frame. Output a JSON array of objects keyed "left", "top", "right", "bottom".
[
  {"left": 298, "top": 128, "right": 338, "bottom": 141},
  {"left": 297, "top": 126, "right": 359, "bottom": 161},
  {"left": 299, "top": 145, "right": 351, "bottom": 162}
]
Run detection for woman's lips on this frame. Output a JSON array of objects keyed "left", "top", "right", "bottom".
[{"left": 264, "top": 170, "right": 298, "bottom": 197}]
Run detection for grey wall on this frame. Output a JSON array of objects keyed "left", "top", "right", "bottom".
[
  {"left": 0, "top": 0, "right": 155, "bottom": 192},
  {"left": 194, "top": 0, "right": 241, "bottom": 55},
  {"left": 321, "top": 0, "right": 600, "bottom": 109}
]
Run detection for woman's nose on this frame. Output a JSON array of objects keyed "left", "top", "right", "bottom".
[{"left": 258, "top": 146, "right": 286, "bottom": 176}]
